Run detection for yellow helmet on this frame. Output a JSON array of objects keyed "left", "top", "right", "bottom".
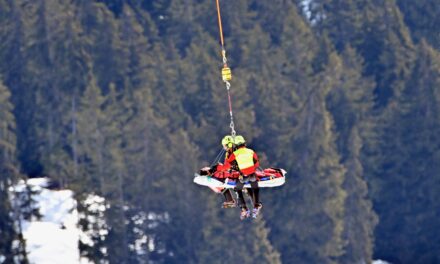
[
  {"left": 221, "top": 135, "right": 234, "bottom": 149},
  {"left": 234, "top": 135, "right": 246, "bottom": 145}
]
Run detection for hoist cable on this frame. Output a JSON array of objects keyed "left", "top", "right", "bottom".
[
  {"left": 225, "top": 81, "right": 236, "bottom": 137},
  {"left": 215, "top": 0, "right": 236, "bottom": 137},
  {"left": 216, "top": 0, "right": 225, "bottom": 48}
]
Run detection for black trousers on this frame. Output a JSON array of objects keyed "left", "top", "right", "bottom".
[
  {"left": 234, "top": 174, "right": 260, "bottom": 209},
  {"left": 223, "top": 189, "right": 234, "bottom": 202}
]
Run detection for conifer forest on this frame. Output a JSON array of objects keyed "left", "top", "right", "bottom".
[{"left": 1, "top": 0, "right": 440, "bottom": 263}]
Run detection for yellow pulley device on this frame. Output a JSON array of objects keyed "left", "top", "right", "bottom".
[{"left": 222, "top": 66, "right": 232, "bottom": 81}]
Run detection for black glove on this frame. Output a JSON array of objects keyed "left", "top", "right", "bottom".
[{"left": 209, "top": 164, "right": 218, "bottom": 174}]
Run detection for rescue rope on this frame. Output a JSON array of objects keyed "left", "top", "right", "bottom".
[
  {"left": 211, "top": 148, "right": 226, "bottom": 167},
  {"left": 216, "top": 0, "right": 236, "bottom": 137}
]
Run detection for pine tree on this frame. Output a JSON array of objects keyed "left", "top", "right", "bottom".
[
  {"left": 74, "top": 72, "right": 108, "bottom": 262},
  {"left": 99, "top": 84, "right": 132, "bottom": 263},
  {"left": 0, "top": 80, "right": 27, "bottom": 263},
  {"left": 325, "top": 47, "right": 378, "bottom": 263},
  {"left": 0, "top": 79, "right": 17, "bottom": 262},
  {"left": 339, "top": 126, "right": 378, "bottom": 264},
  {"left": 4, "top": 0, "right": 47, "bottom": 176},
  {"left": 73, "top": 72, "right": 106, "bottom": 193}
]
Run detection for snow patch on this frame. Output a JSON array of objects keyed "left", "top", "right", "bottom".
[
  {"left": 373, "top": 260, "right": 392, "bottom": 264},
  {"left": 23, "top": 222, "right": 80, "bottom": 264},
  {"left": 10, "top": 178, "right": 93, "bottom": 264}
]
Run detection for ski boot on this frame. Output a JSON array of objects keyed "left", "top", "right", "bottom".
[
  {"left": 252, "top": 203, "right": 263, "bottom": 219},
  {"left": 221, "top": 200, "right": 237, "bottom": 208},
  {"left": 240, "top": 208, "right": 251, "bottom": 220}
]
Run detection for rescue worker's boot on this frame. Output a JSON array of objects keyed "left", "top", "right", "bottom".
[
  {"left": 222, "top": 189, "right": 236, "bottom": 208},
  {"left": 222, "top": 200, "right": 237, "bottom": 208},
  {"left": 240, "top": 207, "right": 250, "bottom": 220},
  {"left": 252, "top": 203, "right": 263, "bottom": 219}
]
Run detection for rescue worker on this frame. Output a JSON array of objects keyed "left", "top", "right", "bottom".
[
  {"left": 215, "top": 135, "right": 262, "bottom": 220},
  {"left": 204, "top": 135, "right": 237, "bottom": 208},
  {"left": 218, "top": 135, "right": 237, "bottom": 208}
]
